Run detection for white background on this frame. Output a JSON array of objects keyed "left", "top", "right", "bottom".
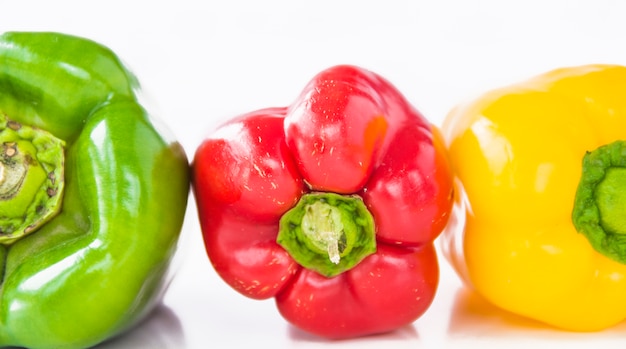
[{"left": 3, "top": 1, "right": 626, "bottom": 348}]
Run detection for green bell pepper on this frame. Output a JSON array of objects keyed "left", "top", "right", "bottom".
[{"left": 0, "top": 32, "right": 190, "bottom": 349}]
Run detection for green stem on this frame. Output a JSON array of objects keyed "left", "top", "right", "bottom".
[
  {"left": 572, "top": 140, "right": 626, "bottom": 263},
  {"left": 0, "top": 113, "right": 65, "bottom": 244},
  {"left": 277, "top": 192, "right": 376, "bottom": 277}
]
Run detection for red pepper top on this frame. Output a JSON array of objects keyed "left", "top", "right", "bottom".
[{"left": 192, "top": 65, "right": 453, "bottom": 339}]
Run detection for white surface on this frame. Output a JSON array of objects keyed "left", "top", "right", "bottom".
[{"left": 3, "top": 1, "right": 626, "bottom": 348}]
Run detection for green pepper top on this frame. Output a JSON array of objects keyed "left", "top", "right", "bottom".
[{"left": 0, "top": 32, "right": 190, "bottom": 349}]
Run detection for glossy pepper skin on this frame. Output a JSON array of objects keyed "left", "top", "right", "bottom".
[
  {"left": 193, "top": 65, "right": 454, "bottom": 338},
  {"left": 441, "top": 64, "right": 626, "bottom": 331},
  {"left": 0, "top": 32, "right": 189, "bottom": 348}
]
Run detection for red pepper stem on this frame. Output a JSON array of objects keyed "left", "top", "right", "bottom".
[
  {"left": 301, "top": 200, "right": 344, "bottom": 264},
  {"left": 277, "top": 192, "right": 376, "bottom": 277},
  {"left": 572, "top": 140, "right": 626, "bottom": 264}
]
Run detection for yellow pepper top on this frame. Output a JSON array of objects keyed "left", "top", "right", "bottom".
[{"left": 441, "top": 64, "right": 626, "bottom": 331}]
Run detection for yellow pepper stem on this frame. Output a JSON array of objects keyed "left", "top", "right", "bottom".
[{"left": 572, "top": 140, "right": 626, "bottom": 264}]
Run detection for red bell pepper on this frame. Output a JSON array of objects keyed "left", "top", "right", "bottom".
[{"left": 192, "top": 65, "right": 454, "bottom": 339}]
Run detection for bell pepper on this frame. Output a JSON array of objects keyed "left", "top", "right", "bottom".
[
  {"left": 192, "top": 65, "right": 454, "bottom": 338},
  {"left": 441, "top": 64, "right": 626, "bottom": 331},
  {"left": 0, "top": 32, "right": 189, "bottom": 349}
]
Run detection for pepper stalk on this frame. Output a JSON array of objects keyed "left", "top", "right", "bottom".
[
  {"left": 277, "top": 192, "right": 376, "bottom": 277},
  {"left": 0, "top": 113, "right": 64, "bottom": 244},
  {"left": 572, "top": 140, "right": 626, "bottom": 263}
]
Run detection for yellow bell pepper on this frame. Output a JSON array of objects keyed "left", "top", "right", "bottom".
[{"left": 441, "top": 64, "right": 626, "bottom": 331}]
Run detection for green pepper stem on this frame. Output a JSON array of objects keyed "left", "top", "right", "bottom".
[
  {"left": 277, "top": 192, "right": 376, "bottom": 277},
  {"left": 572, "top": 140, "right": 626, "bottom": 263},
  {"left": 0, "top": 145, "right": 28, "bottom": 200},
  {"left": 0, "top": 114, "right": 65, "bottom": 244}
]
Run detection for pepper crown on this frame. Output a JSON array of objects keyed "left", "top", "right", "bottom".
[
  {"left": 277, "top": 192, "right": 376, "bottom": 277},
  {"left": 0, "top": 113, "right": 65, "bottom": 244},
  {"left": 572, "top": 140, "right": 626, "bottom": 263}
]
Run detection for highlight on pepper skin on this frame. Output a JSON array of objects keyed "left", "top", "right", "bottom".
[{"left": 192, "top": 64, "right": 454, "bottom": 339}]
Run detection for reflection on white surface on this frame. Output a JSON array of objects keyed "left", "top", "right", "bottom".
[
  {"left": 446, "top": 287, "right": 626, "bottom": 348},
  {"left": 287, "top": 323, "right": 420, "bottom": 347},
  {"left": 95, "top": 305, "right": 184, "bottom": 349}
]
